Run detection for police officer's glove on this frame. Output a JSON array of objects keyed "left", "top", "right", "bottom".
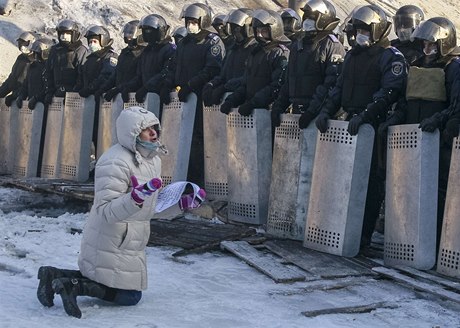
[
  {"left": 159, "top": 86, "right": 172, "bottom": 105},
  {"left": 121, "top": 88, "right": 130, "bottom": 103},
  {"left": 135, "top": 87, "right": 148, "bottom": 103},
  {"left": 347, "top": 115, "right": 364, "bottom": 136},
  {"left": 298, "top": 111, "right": 316, "bottom": 129},
  {"left": 238, "top": 102, "right": 254, "bottom": 116},
  {"left": 104, "top": 87, "right": 119, "bottom": 102},
  {"left": 220, "top": 100, "right": 233, "bottom": 115},
  {"left": 78, "top": 88, "right": 92, "bottom": 98},
  {"left": 28, "top": 97, "right": 38, "bottom": 110},
  {"left": 212, "top": 84, "right": 226, "bottom": 105},
  {"left": 0, "top": 85, "right": 8, "bottom": 98},
  {"left": 16, "top": 96, "right": 24, "bottom": 108},
  {"left": 202, "top": 83, "right": 214, "bottom": 107},
  {"left": 419, "top": 115, "right": 441, "bottom": 132},
  {"left": 130, "top": 175, "right": 162, "bottom": 207},
  {"left": 315, "top": 112, "right": 330, "bottom": 133},
  {"left": 5, "top": 94, "right": 16, "bottom": 107},
  {"left": 178, "top": 84, "right": 192, "bottom": 102},
  {"left": 443, "top": 117, "right": 460, "bottom": 141}
]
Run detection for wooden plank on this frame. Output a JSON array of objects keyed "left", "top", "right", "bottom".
[
  {"left": 302, "top": 301, "right": 398, "bottom": 317},
  {"left": 372, "top": 266, "right": 460, "bottom": 304},
  {"left": 393, "top": 265, "right": 460, "bottom": 293},
  {"left": 221, "top": 241, "right": 306, "bottom": 283},
  {"left": 264, "top": 240, "right": 372, "bottom": 278}
]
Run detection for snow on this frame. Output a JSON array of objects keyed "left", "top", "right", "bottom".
[{"left": 1, "top": 185, "right": 460, "bottom": 327}]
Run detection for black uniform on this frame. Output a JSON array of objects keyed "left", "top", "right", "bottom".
[
  {"left": 319, "top": 38, "right": 407, "bottom": 246},
  {"left": 45, "top": 41, "right": 88, "bottom": 98},
  {"left": 167, "top": 30, "right": 225, "bottom": 186},
  {"left": 391, "top": 38, "right": 423, "bottom": 65},
  {"left": 17, "top": 60, "right": 47, "bottom": 106},
  {"left": 0, "top": 53, "right": 35, "bottom": 104}
]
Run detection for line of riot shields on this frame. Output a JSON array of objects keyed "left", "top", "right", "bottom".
[{"left": 1, "top": 92, "right": 459, "bottom": 280}]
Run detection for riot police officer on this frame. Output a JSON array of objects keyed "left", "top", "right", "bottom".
[
  {"left": 315, "top": 5, "right": 407, "bottom": 248},
  {"left": 212, "top": 13, "right": 235, "bottom": 51},
  {"left": 0, "top": 31, "right": 36, "bottom": 106},
  {"left": 220, "top": 9, "right": 290, "bottom": 117},
  {"left": 96, "top": 20, "right": 146, "bottom": 102},
  {"left": 164, "top": 2, "right": 225, "bottom": 186},
  {"left": 44, "top": 19, "right": 88, "bottom": 104},
  {"left": 172, "top": 26, "right": 188, "bottom": 45},
  {"left": 272, "top": 0, "right": 346, "bottom": 128},
  {"left": 202, "top": 8, "right": 257, "bottom": 107},
  {"left": 391, "top": 5, "right": 425, "bottom": 65},
  {"left": 120, "top": 14, "right": 176, "bottom": 106},
  {"left": 280, "top": 8, "right": 302, "bottom": 42}
]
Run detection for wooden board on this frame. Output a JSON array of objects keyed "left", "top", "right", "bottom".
[
  {"left": 221, "top": 241, "right": 306, "bottom": 283},
  {"left": 264, "top": 239, "right": 372, "bottom": 278},
  {"left": 302, "top": 301, "right": 398, "bottom": 317},
  {"left": 393, "top": 265, "right": 460, "bottom": 293}
]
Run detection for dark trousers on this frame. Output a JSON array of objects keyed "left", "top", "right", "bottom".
[{"left": 187, "top": 98, "right": 204, "bottom": 187}]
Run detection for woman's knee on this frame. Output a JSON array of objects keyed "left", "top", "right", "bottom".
[{"left": 113, "top": 290, "right": 142, "bottom": 306}]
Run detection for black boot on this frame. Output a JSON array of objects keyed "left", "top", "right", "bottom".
[
  {"left": 52, "top": 277, "right": 108, "bottom": 318},
  {"left": 37, "top": 266, "right": 81, "bottom": 307}
]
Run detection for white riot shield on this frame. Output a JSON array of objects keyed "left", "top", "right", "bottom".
[
  {"left": 203, "top": 93, "right": 230, "bottom": 200},
  {"left": 40, "top": 97, "right": 65, "bottom": 178},
  {"left": 267, "top": 114, "right": 317, "bottom": 240},
  {"left": 227, "top": 108, "right": 272, "bottom": 225},
  {"left": 303, "top": 120, "right": 374, "bottom": 257},
  {"left": 12, "top": 101, "right": 45, "bottom": 177},
  {"left": 58, "top": 93, "right": 95, "bottom": 182},
  {"left": 438, "top": 136, "right": 460, "bottom": 278},
  {"left": 97, "top": 94, "right": 123, "bottom": 159},
  {"left": 123, "top": 92, "right": 160, "bottom": 118},
  {"left": 0, "top": 98, "right": 14, "bottom": 174},
  {"left": 384, "top": 124, "right": 439, "bottom": 270},
  {"left": 160, "top": 92, "right": 197, "bottom": 185}
]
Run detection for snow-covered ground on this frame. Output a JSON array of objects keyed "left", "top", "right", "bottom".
[{"left": 1, "top": 185, "right": 460, "bottom": 327}]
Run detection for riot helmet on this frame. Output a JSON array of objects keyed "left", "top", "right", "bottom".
[
  {"left": 212, "top": 14, "right": 229, "bottom": 39},
  {"left": 139, "top": 14, "right": 170, "bottom": 44},
  {"left": 226, "top": 8, "right": 253, "bottom": 43},
  {"left": 180, "top": 3, "right": 213, "bottom": 33},
  {"left": 16, "top": 31, "right": 36, "bottom": 53},
  {"left": 393, "top": 5, "right": 424, "bottom": 42},
  {"left": 351, "top": 5, "right": 391, "bottom": 45},
  {"left": 172, "top": 26, "right": 188, "bottom": 44},
  {"left": 56, "top": 19, "right": 81, "bottom": 44},
  {"left": 84, "top": 25, "right": 112, "bottom": 47},
  {"left": 411, "top": 17, "right": 457, "bottom": 56},
  {"left": 122, "top": 20, "right": 141, "bottom": 45},
  {"left": 279, "top": 8, "right": 302, "bottom": 38},
  {"left": 252, "top": 9, "right": 290, "bottom": 45},
  {"left": 30, "top": 39, "right": 52, "bottom": 61},
  {"left": 301, "top": 0, "right": 340, "bottom": 32}
]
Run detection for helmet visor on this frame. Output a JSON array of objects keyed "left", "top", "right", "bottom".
[
  {"left": 393, "top": 15, "right": 419, "bottom": 30},
  {"left": 411, "top": 20, "right": 449, "bottom": 42},
  {"left": 252, "top": 9, "right": 277, "bottom": 26}
]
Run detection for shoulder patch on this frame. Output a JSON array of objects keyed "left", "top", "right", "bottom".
[
  {"left": 208, "top": 33, "right": 220, "bottom": 45},
  {"left": 328, "top": 34, "right": 339, "bottom": 43},
  {"left": 109, "top": 57, "right": 118, "bottom": 67},
  {"left": 210, "top": 44, "right": 222, "bottom": 57},
  {"left": 391, "top": 61, "right": 404, "bottom": 76}
]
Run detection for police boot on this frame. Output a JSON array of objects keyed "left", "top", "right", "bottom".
[
  {"left": 52, "top": 277, "right": 108, "bottom": 319},
  {"left": 37, "top": 266, "right": 82, "bottom": 307}
]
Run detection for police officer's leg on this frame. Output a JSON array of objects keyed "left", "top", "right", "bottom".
[
  {"left": 436, "top": 143, "right": 451, "bottom": 252},
  {"left": 187, "top": 98, "right": 204, "bottom": 186}
]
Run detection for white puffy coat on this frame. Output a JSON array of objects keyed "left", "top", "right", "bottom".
[{"left": 78, "top": 107, "right": 162, "bottom": 291}]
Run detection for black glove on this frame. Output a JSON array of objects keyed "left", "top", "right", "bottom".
[
  {"left": 16, "top": 97, "right": 23, "bottom": 108},
  {"left": 103, "top": 87, "right": 119, "bottom": 102},
  {"left": 315, "top": 112, "right": 330, "bottom": 133},
  {"left": 211, "top": 84, "right": 226, "bottom": 105},
  {"left": 362, "top": 99, "right": 387, "bottom": 122},
  {"left": 298, "top": 111, "right": 316, "bottom": 129},
  {"left": 44, "top": 93, "right": 53, "bottom": 105},
  {"left": 178, "top": 84, "right": 192, "bottom": 102},
  {"left": 135, "top": 87, "right": 148, "bottom": 103},
  {"left": 78, "top": 88, "right": 92, "bottom": 98},
  {"left": 121, "top": 88, "right": 130, "bottom": 103},
  {"left": 5, "top": 94, "right": 16, "bottom": 107},
  {"left": 347, "top": 115, "right": 364, "bottom": 135},
  {"left": 238, "top": 102, "right": 254, "bottom": 116},
  {"left": 220, "top": 101, "right": 233, "bottom": 115},
  {"left": 0, "top": 85, "right": 9, "bottom": 98},
  {"left": 443, "top": 117, "right": 460, "bottom": 141},
  {"left": 160, "top": 86, "right": 172, "bottom": 105},
  {"left": 188, "top": 76, "right": 204, "bottom": 92},
  {"left": 202, "top": 83, "right": 214, "bottom": 107},
  {"left": 28, "top": 96, "right": 38, "bottom": 110},
  {"left": 419, "top": 115, "right": 441, "bottom": 132}
]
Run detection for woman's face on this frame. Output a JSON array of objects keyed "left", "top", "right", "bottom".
[{"left": 139, "top": 126, "right": 158, "bottom": 142}]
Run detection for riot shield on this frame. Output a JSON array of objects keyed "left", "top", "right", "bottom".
[
  {"left": 203, "top": 93, "right": 230, "bottom": 201},
  {"left": 384, "top": 124, "right": 439, "bottom": 270},
  {"left": 123, "top": 92, "right": 160, "bottom": 118},
  {"left": 227, "top": 108, "right": 272, "bottom": 225},
  {"left": 303, "top": 120, "right": 374, "bottom": 257},
  {"left": 58, "top": 93, "right": 95, "bottom": 182},
  {"left": 97, "top": 94, "right": 124, "bottom": 159},
  {"left": 267, "top": 114, "right": 317, "bottom": 240},
  {"left": 40, "top": 97, "right": 65, "bottom": 178},
  {"left": 437, "top": 135, "right": 460, "bottom": 278},
  {"left": 160, "top": 92, "right": 197, "bottom": 185},
  {"left": 12, "top": 101, "right": 45, "bottom": 177},
  {"left": 0, "top": 98, "right": 15, "bottom": 174}
]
